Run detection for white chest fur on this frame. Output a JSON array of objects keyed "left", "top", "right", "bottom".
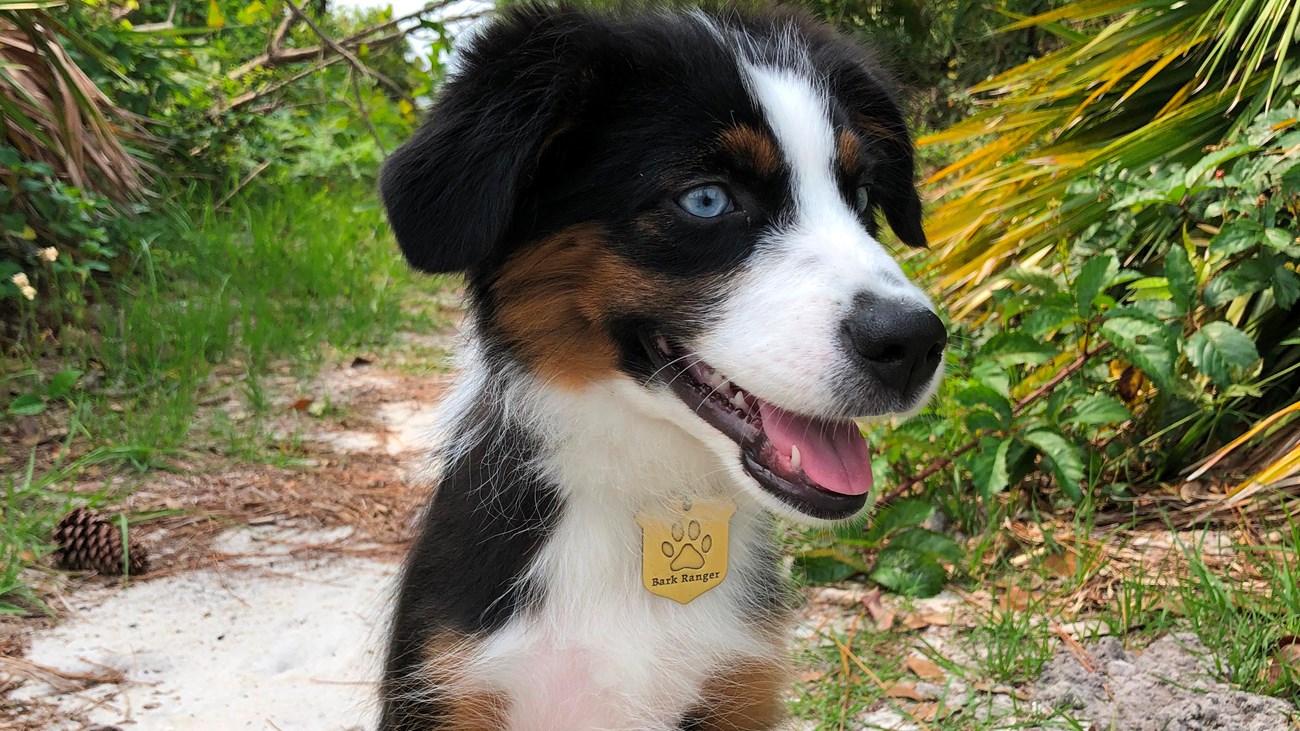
[{"left": 462, "top": 377, "right": 786, "bottom": 730}]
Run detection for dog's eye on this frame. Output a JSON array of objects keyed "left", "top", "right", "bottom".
[
  {"left": 677, "top": 185, "right": 734, "bottom": 218},
  {"left": 854, "top": 185, "right": 871, "bottom": 214}
]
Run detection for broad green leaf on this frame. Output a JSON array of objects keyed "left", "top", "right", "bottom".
[
  {"left": 1263, "top": 228, "right": 1300, "bottom": 256},
  {"left": 46, "top": 369, "right": 82, "bottom": 400},
  {"left": 1183, "top": 143, "right": 1256, "bottom": 187},
  {"left": 1164, "top": 242, "right": 1197, "bottom": 314},
  {"left": 886, "top": 527, "right": 962, "bottom": 564},
  {"left": 984, "top": 332, "right": 1057, "bottom": 367},
  {"left": 1210, "top": 219, "right": 1265, "bottom": 257},
  {"left": 972, "top": 361, "right": 1011, "bottom": 398},
  {"left": 7, "top": 393, "right": 46, "bottom": 416},
  {"left": 1023, "top": 301, "right": 1080, "bottom": 339},
  {"left": 1274, "top": 266, "right": 1300, "bottom": 309},
  {"left": 861, "top": 498, "right": 934, "bottom": 547},
  {"left": 1100, "top": 310, "right": 1177, "bottom": 392},
  {"left": 965, "top": 411, "right": 1004, "bottom": 434},
  {"left": 1066, "top": 395, "right": 1132, "bottom": 426},
  {"left": 793, "top": 552, "right": 860, "bottom": 585},
  {"left": 1022, "top": 429, "right": 1086, "bottom": 504},
  {"left": 870, "top": 546, "right": 946, "bottom": 598},
  {"left": 1074, "top": 254, "right": 1118, "bottom": 319},
  {"left": 1204, "top": 258, "right": 1274, "bottom": 307},
  {"left": 1185, "top": 322, "right": 1260, "bottom": 387},
  {"left": 969, "top": 436, "right": 1012, "bottom": 499},
  {"left": 955, "top": 384, "right": 1013, "bottom": 428}
]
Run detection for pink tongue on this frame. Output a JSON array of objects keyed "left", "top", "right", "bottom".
[{"left": 757, "top": 402, "right": 873, "bottom": 496}]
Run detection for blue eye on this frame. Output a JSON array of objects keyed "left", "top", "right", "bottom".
[
  {"left": 677, "top": 185, "right": 734, "bottom": 218},
  {"left": 854, "top": 186, "right": 870, "bottom": 213}
]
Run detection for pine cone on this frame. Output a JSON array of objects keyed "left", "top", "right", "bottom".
[{"left": 52, "top": 508, "right": 149, "bottom": 576}]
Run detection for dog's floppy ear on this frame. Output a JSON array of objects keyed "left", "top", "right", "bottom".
[
  {"left": 380, "top": 6, "right": 600, "bottom": 273},
  {"left": 810, "top": 30, "right": 927, "bottom": 249},
  {"left": 874, "top": 158, "right": 926, "bottom": 249}
]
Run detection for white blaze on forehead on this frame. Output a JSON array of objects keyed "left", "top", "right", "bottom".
[
  {"left": 739, "top": 57, "right": 922, "bottom": 299},
  {"left": 684, "top": 46, "right": 940, "bottom": 421},
  {"left": 740, "top": 62, "right": 841, "bottom": 219}
]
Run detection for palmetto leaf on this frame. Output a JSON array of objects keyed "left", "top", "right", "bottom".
[
  {"left": 0, "top": 8, "right": 146, "bottom": 200},
  {"left": 920, "top": 0, "right": 1299, "bottom": 309}
]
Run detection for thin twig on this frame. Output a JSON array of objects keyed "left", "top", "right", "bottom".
[
  {"left": 225, "top": 3, "right": 479, "bottom": 81},
  {"left": 215, "top": 55, "right": 346, "bottom": 115},
  {"left": 349, "top": 68, "right": 388, "bottom": 155},
  {"left": 215, "top": 160, "right": 273, "bottom": 209},
  {"left": 129, "top": 1, "right": 178, "bottom": 32}
]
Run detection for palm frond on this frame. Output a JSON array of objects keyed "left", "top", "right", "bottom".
[
  {"left": 921, "top": 0, "right": 1299, "bottom": 310},
  {"left": 0, "top": 9, "right": 146, "bottom": 200}
]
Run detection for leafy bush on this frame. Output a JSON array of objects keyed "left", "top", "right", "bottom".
[
  {"left": 888, "top": 102, "right": 1299, "bottom": 521},
  {"left": 807, "top": 1, "right": 1300, "bottom": 595},
  {"left": 1, "top": 0, "right": 449, "bottom": 345}
]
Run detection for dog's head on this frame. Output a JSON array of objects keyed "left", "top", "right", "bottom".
[{"left": 382, "top": 5, "right": 945, "bottom": 522}]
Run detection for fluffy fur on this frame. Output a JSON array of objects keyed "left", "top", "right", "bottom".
[{"left": 378, "top": 6, "right": 945, "bottom": 729}]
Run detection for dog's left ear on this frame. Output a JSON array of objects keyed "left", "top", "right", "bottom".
[
  {"left": 810, "top": 31, "right": 927, "bottom": 249},
  {"left": 380, "top": 6, "right": 604, "bottom": 273}
]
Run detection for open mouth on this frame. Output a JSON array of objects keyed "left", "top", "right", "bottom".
[{"left": 644, "top": 334, "right": 872, "bottom": 520}]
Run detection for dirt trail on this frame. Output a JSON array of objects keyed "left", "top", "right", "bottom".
[{"left": 1, "top": 342, "right": 455, "bottom": 730}]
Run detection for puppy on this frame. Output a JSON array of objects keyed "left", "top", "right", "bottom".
[{"left": 378, "top": 5, "right": 945, "bottom": 729}]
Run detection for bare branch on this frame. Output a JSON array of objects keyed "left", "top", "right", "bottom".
[
  {"left": 129, "top": 1, "right": 179, "bottom": 32},
  {"left": 283, "top": 0, "right": 408, "bottom": 100},
  {"left": 213, "top": 55, "right": 345, "bottom": 116},
  {"left": 225, "top": 1, "right": 480, "bottom": 81}
]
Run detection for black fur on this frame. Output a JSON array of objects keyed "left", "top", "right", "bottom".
[
  {"left": 379, "top": 4, "right": 926, "bottom": 280},
  {"left": 378, "top": 6, "right": 929, "bottom": 728},
  {"left": 381, "top": 399, "right": 560, "bottom": 729}
]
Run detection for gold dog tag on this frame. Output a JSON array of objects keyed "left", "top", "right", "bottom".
[{"left": 636, "top": 498, "right": 735, "bottom": 604}]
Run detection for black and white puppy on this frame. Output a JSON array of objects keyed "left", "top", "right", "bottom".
[{"left": 378, "top": 5, "right": 945, "bottom": 729}]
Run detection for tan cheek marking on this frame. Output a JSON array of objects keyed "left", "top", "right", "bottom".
[
  {"left": 719, "top": 125, "right": 781, "bottom": 177},
  {"left": 418, "top": 632, "right": 510, "bottom": 730},
  {"left": 492, "top": 224, "right": 661, "bottom": 389},
  {"left": 838, "top": 129, "right": 862, "bottom": 175},
  {"left": 685, "top": 657, "right": 791, "bottom": 731}
]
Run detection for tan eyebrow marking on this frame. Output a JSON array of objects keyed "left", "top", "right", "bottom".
[
  {"left": 837, "top": 128, "right": 862, "bottom": 174},
  {"left": 718, "top": 125, "right": 781, "bottom": 177}
]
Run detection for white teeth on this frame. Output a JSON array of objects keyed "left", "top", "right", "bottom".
[
  {"left": 731, "top": 392, "right": 748, "bottom": 411},
  {"left": 656, "top": 335, "right": 671, "bottom": 354},
  {"left": 718, "top": 380, "right": 733, "bottom": 396},
  {"left": 790, "top": 444, "right": 802, "bottom": 471}
]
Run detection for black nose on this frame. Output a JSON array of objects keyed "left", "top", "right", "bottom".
[{"left": 845, "top": 295, "right": 947, "bottom": 396}]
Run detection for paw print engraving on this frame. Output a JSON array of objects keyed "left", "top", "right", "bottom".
[{"left": 660, "top": 519, "right": 713, "bottom": 572}]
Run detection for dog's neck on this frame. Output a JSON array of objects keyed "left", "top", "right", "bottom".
[{"left": 438, "top": 339, "right": 752, "bottom": 512}]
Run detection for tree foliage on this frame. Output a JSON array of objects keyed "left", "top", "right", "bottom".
[{"left": 1, "top": 0, "right": 463, "bottom": 335}]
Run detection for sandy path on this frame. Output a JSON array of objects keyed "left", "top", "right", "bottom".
[
  {"left": 14, "top": 532, "right": 396, "bottom": 730},
  {"left": 2, "top": 350, "right": 451, "bottom": 730}
]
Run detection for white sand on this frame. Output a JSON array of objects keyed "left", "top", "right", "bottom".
[{"left": 15, "top": 529, "right": 399, "bottom": 730}]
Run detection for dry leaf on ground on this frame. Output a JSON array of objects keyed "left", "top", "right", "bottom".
[
  {"left": 884, "top": 681, "right": 928, "bottom": 700},
  {"left": 905, "top": 656, "right": 945, "bottom": 681}
]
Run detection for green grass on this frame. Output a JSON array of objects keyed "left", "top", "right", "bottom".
[
  {"left": 1172, "top": 520, "right": 1300, "bottom": 705},
  {"left": 0, "top": 179, "right": 441, "bottom": 612},
  {"left": 788, "top": 506, "right": 1300, "bottom": 727}
]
